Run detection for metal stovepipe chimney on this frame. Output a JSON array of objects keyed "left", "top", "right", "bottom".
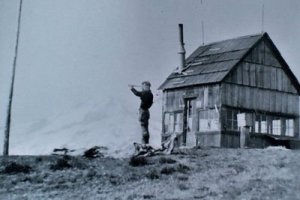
[{"left": 178, "top": 24, "right": 186, "bottom": 71}]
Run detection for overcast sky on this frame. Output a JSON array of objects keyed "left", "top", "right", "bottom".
[{"left": 0, "top": 0, "right": 299, "bottom": 127}]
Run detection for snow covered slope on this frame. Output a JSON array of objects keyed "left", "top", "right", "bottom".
[{"left": 6, "top": 96, "right": 162, "bottom": 157}]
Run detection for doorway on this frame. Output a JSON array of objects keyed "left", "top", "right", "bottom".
[{"left": 183, "top": 98, "right": 196, "bottom": 147}]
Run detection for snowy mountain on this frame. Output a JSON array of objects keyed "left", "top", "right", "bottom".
[{"left": 5, "top": 96, "right": 162, "bottom": 157}]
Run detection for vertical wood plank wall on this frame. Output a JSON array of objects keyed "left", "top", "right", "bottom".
[
  {"left": 221, "top": 83, "right": 299, "bottom": 116},
  {"left": 221, "top": 38, "right": 299, "bottom": 138},
  {"left": 162, "top": 85, "right": 222, "bottom": 146},
  {"left": 163, "top": 85, "right": 221, "bottom": 113}
]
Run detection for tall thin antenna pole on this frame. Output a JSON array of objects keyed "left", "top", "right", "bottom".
[
  {"left": 3, "top": 0, "right": 23, "bottom": 156},
  {"left": 201, "top": 21, "right": 205, "bottom": 45},
  {"left": 261, "top": 4, "right": 264, "bottom": 33},
  {"left": 200, "top": 0, "right": 205, "bottom": 45}
]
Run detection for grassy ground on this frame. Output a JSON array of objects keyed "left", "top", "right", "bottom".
[{"left": 0, "top": 147, "right": 299, "bottom": 200}]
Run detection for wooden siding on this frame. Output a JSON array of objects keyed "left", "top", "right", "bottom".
[
  {"left": 220, "top": 131, "right": 240, "bottom": 148},
  {"left": 196, "top": 132, "right": 221, "bottom": 147},
  {"left": 222, "top": 38, "right": 299, "bottom": 117},
  {"left": 244, "top": 39, "right": 281, "bottom": 67},
  {"left": 162, "top": 85, "right": 222, "bottom": 144},
  {"left": 163, "top": 85, "right": 221, "bottom": 113},
  {"left": 221, "top": 83, "right": 299, "bottom": 115},
  {"left": 225, "top": 62, "right": 297, "bottom": 94},
  {"left": 226, "top": 39, "right": 298, "bottom": 94}
]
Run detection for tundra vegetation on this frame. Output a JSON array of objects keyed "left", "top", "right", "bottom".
[{"left": 0, "top": 147, "right": 299, "bottom": 200}]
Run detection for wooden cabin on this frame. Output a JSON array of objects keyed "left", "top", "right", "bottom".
[{"left": 159, "top": 30, "right": 300, "bottom": 148}]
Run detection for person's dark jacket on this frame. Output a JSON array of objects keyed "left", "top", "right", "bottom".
[{"left": 131, "top": 88, "right": 153, "bottom": 110}]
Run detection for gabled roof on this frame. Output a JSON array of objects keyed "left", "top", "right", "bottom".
[{"left": 158, "top": 32, "right": 300, "bottom": 94}]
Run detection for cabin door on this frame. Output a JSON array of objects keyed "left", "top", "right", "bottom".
[{"left": 183, "top": 98, "right": 196, "bottom": 147}]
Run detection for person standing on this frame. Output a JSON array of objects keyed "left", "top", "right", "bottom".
[{"left": 130, "top": 81, "right": 153, "bottom": 144}]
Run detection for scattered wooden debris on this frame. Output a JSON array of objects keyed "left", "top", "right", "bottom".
[
  {"left": 83, "top": 146, "right": 105, "bottom": 158},
  {"left": 133, "top": 133, "right": 177, "bottom": 158},
  {"left": 51, "top": 146, "right": 107, "bottom": 158},
  {"left": 52, "top": 148, "right": 75, "bottom": 156}
]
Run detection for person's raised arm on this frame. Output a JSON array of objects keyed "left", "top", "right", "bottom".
[{"left": 131, "top": 86, "right": 141, "bottom": 97}]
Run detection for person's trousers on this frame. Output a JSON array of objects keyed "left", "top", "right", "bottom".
[{"left": 139, "top": 108, "right": 150, "bottom": 144}]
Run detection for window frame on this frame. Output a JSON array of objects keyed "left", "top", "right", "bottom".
[
  {"left": 198, "top": 109, "right": 219, "bottom": 132},
  {"left": 272, "top": 116, "right": 281, "bottom": 136},
  {"left": 163, "top": 111, "right": 183, "bottom": 134},
  {"left": 225, "top": 109, "right": 239, "bottom": 131},
  {"left": 253, "top": 113, "right": 295, "bottom": 137},
  {"left": 285, "top": 118, "right": 294, "bottom": 137}
]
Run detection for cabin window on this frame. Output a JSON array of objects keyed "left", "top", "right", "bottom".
[
  {"left": 254, "top": 114, "right": 294, "bottom": 136},
  {"left": 199, "top": 111, "right": 208, "bottom": 131},
  {"left": 169, "top": 114, "right": 175, "bottom": 132},
  {"left": 174, "top": 113, "right": 183, "bottom": 132},
  {"left": 164, "top": 113, "right": 170, "bottom": 133},
  {"left": 198, "top": 110, "right": 219, "bottom": 132},
  {"left": 261, "top": 115, "right": 267, "bottom": 133},
  {"left": 226, "top": 110, "right": 238, "bottom": 130},
  {"left": 164, "top": 112, "right": 183, "bottom": 133},
  {"left": 285, "top": 119, "right": 294, "bottom": 137},
  {"left": 272, "top": 117, "right": 281, "bottom": 135},
  {"left": 254, "top": 114, "right": 269, "bottom": 134},
  {"left": 196, "top": 89, "right": 204, "bottom": 109},
  {"left": 255, "top": 114, "right": 260, "bottom": 133}
]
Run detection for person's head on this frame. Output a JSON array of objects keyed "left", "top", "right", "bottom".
[{"left": 142, "top": 81, "right": 151, "bottom": 91}]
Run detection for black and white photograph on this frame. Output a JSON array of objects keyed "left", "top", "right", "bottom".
[{"left": 0, "top": 0, "right": 300, "bottom": 199}]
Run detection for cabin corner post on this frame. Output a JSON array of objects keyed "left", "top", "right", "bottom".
[
  {"left": 295, "top": 116, "right": 300, "bottom": 139},
  {"left": 161, "top": 104, "right": 165, "bottom": 143},
  {"left": 219, "top": 106, "right": 228, "bottom": 147},
  {"left": 161, "top": 90, "right": 167, "bottom": 144},
  {"left": 182, "top": 98, "right": 188, "bottom": 146}
]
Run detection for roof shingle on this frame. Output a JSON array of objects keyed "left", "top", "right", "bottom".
[{"left": 159, "top": 33, "right": 263, "bottom": 90}]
